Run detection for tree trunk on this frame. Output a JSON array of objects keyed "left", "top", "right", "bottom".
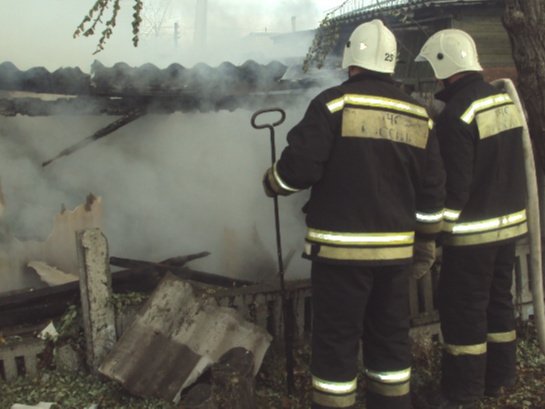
[{"left": 503, "top": 1, "right": 545, "bottom": 171}]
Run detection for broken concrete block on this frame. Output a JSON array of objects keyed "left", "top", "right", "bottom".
[
  {"left": 54, "top": 344, "right": 84, "bottom": 372},
  {"left": 77, "top": 228, "right": 116, "bottom": 373},
  {"left": 0, "top": 338, "right": 45, "bottom": 381}
]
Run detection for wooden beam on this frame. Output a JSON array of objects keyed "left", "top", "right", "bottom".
[
  {"left": 109, "top": 254, "right": 254, "bottom": 288},
  {"left": 0, "top": 254, "right": 226, "bottom": 328}
]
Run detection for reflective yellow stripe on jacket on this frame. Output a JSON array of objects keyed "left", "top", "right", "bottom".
[
  {"left": 460, "top": 93, "right": 513, "bottom": 124},
  {"left": 305, "top": 228, "right": 414, "bottom": 261},
  {"left": 327, "top": 94, "right": 429, "bottom": 119},
  {"left": 326, "top": 94, "right": 433, "bottom": 150},
  {"left": 442, "top": 209, "right": 527, "bottom": 246},
  {"left": 265, "top": 162, "right": 301, "bottom": 196},
  {"left": 416, "top": 209, "right": 444, "bottom": 235},
  {"left": 442, "top": 208, "right": 461, "bottom": 232},
  {"left": 460, "top": 93, "right": 523, "bottom": 139}
]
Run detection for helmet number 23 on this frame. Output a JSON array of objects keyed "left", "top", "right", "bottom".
[{"left": 384, "top": 53, "right": 394, "bottom": 62}]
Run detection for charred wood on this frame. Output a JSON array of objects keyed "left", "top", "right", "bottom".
[
  {"left": 0, "top": 281, "right": 80, "bottom": 328},
  {"left": 0, "top": 88, "right": 310, "bottom": 117},
  {"left": 109, "top": 253, "right": 254, "bottom": 288},
  {"left": 0, "top": 95, "right": 143, "bottom": 117},
  {"left": 0, "top": 252, "right": 239, "bottom": 328},
  {"left": 42, "top": 109, "right": 146, "bottom": 166}
]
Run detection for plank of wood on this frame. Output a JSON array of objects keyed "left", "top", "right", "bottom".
[
  {"left": 109, "top": 254, "right": 253, "bottom": 288},
  {"left": 77, "top": 228, "right": 117, "bottom": 373}
]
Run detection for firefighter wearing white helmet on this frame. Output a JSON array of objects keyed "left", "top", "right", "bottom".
[
  {"left": 415, "top": 29, "right": 527, "bottom": 409},
  {"left": 262, "top": 18, "right": 445, "bottom": 409},
  {"left": 341, "top": 18, "right": 397, "bottom": 73},
  {"left": 415, "top": 28, "right": 483, "bottom": 79}
]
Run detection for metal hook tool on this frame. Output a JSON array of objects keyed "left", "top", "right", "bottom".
[{"left": 251, "top": 107, "right": 295, "bottom": 395}]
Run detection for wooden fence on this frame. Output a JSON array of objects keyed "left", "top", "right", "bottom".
[
  {"left": 0, "top": 240, "right": 536, "bottom": 381},
  {"left": 212, "top": 239, "right": 535, "bottom": 345}
]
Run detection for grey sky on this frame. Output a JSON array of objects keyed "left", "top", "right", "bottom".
[{"left": 0, "top": 0, "right": 340, "bottom": 71}]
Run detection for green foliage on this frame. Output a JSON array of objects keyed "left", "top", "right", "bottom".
[
  {"left": 56, "top": 305, "right": 81, "bottom": 339},
  {"left": 0, "top": 370, "right": 176, "bottom": 409},
  {"left": 109, "top": 291, "right": 149, "bottom": 312},
  {"left": 74, "top": 0, "right": 144, "bottom": 54},
  {"left": 1, "top": 319, "right": 544, "bottom": 408}
]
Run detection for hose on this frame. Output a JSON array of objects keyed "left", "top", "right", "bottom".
[{"left": 493, "top": 78, "right": 545, "bottom": 354}]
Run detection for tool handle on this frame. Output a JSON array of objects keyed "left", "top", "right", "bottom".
[
  {"left": 251, "top": 106, "right": 294, "bottom": 394},
  {"left": 250, "top": 108, "right": 286, "bottom": 130}
]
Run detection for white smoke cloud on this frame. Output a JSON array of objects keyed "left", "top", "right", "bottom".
[
  {"left": 0, "top": 0, "right": 348, "bottom": 292},
  {"left": 0, "top": 104, "right": 319, "bottom": 291}
]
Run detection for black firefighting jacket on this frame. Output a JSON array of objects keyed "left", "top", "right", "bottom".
[
  {"left": 265, "top": 71, "right": 446, "bottom": 265},
  {"left": 435, "top": 73, "right": 527, "bottom": 247}
]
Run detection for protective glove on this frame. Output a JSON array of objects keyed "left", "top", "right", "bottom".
[
  {"left": 410, "top": 239, "right": 436, "bottom": 280},
  {"left": 262, "top": 168, "right": 276, "bottom": 198}
]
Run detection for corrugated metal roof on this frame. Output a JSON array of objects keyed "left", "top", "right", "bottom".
[
  {"left": 0, "top": 59, "right": 331, "bottom": 115},
  {"left": 0, "top": 59, "right": 316, "bottom": 97}
]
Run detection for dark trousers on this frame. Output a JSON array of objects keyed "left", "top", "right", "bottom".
[
  {"left": 438, "top": 242, "right": 517, "bottom": 402},
  {"left": 310, "top": 262, "right": 412, "bottom": 409}
]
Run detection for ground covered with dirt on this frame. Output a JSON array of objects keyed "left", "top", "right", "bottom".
[
  {"left": 1, "top": 319, "right": 544, "bottom": 408},
  {"left": 255, "top": 320, "right": 545, "bottom": 409}
]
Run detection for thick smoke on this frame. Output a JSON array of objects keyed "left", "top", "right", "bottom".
[
  {"left": 0, "top": 0, "right": 345, "bottom": 292},
  {"left": 0, "top": 103, "right": 321, "bottom": 291}
]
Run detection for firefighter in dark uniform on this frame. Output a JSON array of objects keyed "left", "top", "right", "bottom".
[
  {"left": 415, "top": 29, "right": 528, "bottom": 409},
  {"left": 262, "top": 19, "right": 445, "bottom": 409}
]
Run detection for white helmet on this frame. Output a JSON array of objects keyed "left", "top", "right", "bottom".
[
  {"left": 341, "top": 19, "right": 397, "bottom": 74},
  {"left": 415, "top": 29, "right": 483, "bottom": 80}
]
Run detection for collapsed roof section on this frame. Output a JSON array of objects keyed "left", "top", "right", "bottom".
[{"left": 0, "top": 60, "right": 324, "bottom": 116}]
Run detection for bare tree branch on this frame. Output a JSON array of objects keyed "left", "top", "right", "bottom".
[{"left": 74, "top": 0, "right": 144, "bottom": 54}]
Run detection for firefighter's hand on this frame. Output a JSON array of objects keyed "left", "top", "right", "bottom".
[
  {"left": 410, "top": 239, "right": 436, "bottom": 279},
  {"left": 262, "top": 169, "right": 276, "bottom": 198}
]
